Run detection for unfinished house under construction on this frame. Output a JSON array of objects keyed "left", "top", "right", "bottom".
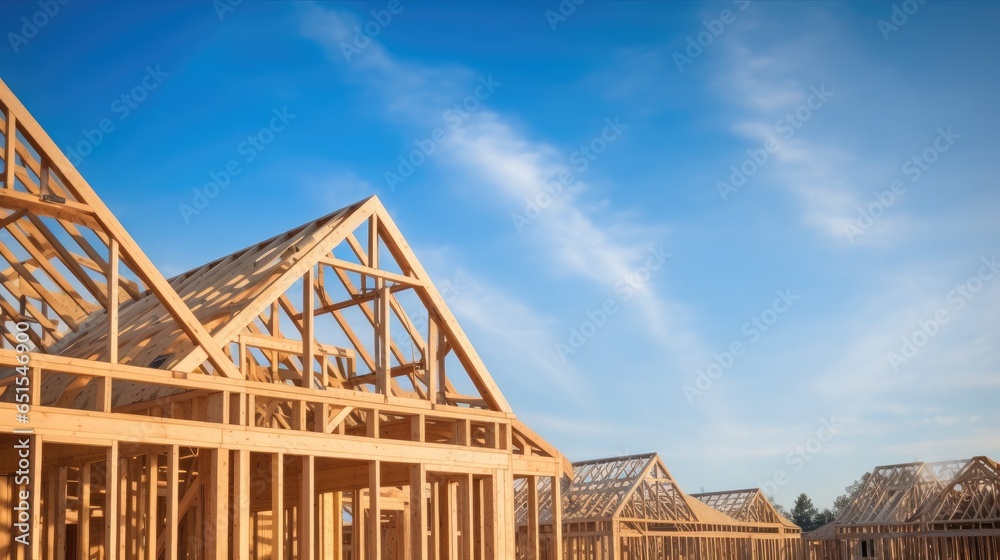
[
  {"left": 0, "top": 78, "right": 569, "bottom": 559},
  {"left": 690, "top": 488, "right": 804, "bottom": 559},
  {"left": 513, "top": 453, "right": 805, "bottom": 560},
  {"left": 805, "top": 456, "right": 1000, "bottom": 560}
]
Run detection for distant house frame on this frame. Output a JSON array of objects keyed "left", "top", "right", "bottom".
[
  {"left": 514, "top": 452, "right": 805, "bottom": 560},
  {"left": 805, "top": 456, "right": 1000, "bottom": 560}
]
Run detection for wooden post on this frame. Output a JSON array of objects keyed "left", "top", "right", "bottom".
[
  {"left": 426, "top": 316, "right": 439, "bottom": 404},
  {"left": 612, "top": 523, "right": 621, "bottom": 560},
  {"left": 332, "top": 492, "right": 344, "bottom": 560},
  {"left": 474, "top": 478, "right": 485, "bottom": 560},
  {"left": 104, "top": 441, "right": 118, "bottom": 560},
  {"left": 270, "top": 300, "right": 280, "bottom": 337},
  {"left": 107, "top": 239, "right": 119, "bottom": 363},
  {"left": 54, "top": 466, "right": 67, "bottom": 560},
  {"left": 527, "top": 476, "right": 539, "bottom": 560},
  {"left": 482, "top": 475, "right": 495, "bottom": 560},
  {"left": 165, "top": 445, "right": 179, "bottom": 560},
  {"left": 4, "top": 111, "right": 16, "bottom": 190},
  {"left": 375, "top": 283, "right": 390, "bottom": 396},
  {"left": 145, "top": 454, "right": 159, "bottom": 560},
  {"left": 365, "top": 409, "right": 380, "bottom": 441},
  {"left": 320, "top": 492, "right": 342, "bottom": 560},
  {"left": 353, "top": 489, "right": 365, "bottom": 560},
  {"left": 316, "top": 401, "right": 329, "bottom": 433},
  {"left": 96, "top": 372, "right": 112, "bottom": 413},
  {"left": 368, "top": 214, "right": 379, "bottom": 270},
  {"left": 455, "top": 419, "right": 470, "bottom": 446},
  {"left": 303, "top": 266, "right": 316, "bottom": 388},
  {"left": 234, "top": 450, "right": 250, "bottom": 560},
  {"left": 299, "top": 455, "right": 316, "bottom": 560},
  {"left": 247, "top": 393, "right": 256, "bottom": 427},
  {"left": 209, "top": 449, "right": 228, "bottom": 560},
  {"left": 28, "top": 367, "right": 40, "bottom": 407},
  {"left": 43, "top": 466, "right": 54, "bottom": 559},
  {"left": 462, "top": 474, "right": 474, "bottom": 560},
  {"left": 411, "top": 414, "right": 425, "bottom": 443},
  {"left": 500, "top": 471, "right": 515, "bottom": 560},
  {"left": 410, "top": 464, "right": 427, "bottom": 560},
  {"left": 273, "top": 453, "right": 285, "bottom": 560},
  {"left": 370, "top": 460, "right": 382, "bottom": 560},
  {"left": 0, "top": 460, "right": 9, "bottom": 560},
  {"left": 368, "top": 213, "right": 390, "bottom": 398},
  {"left": 117, "top": 457, "right": 127, "bottom": 560},
  {"left": 319, "top": 493, "right": 332, "bottom": 559},
  {"left": 445, "top": 481, "right": 458, "bottom": 558},
  {"left": 293, "top": 399, "right": 307, "bottom": 431},
  {"left": 78, "top": 462, "right": 92, "bottom": 560},
  {"left": 431, "top": 480, "right": 441, "bottom": 560},
  {"left": 552, "top": 474, "right": 563, "bottom": 560}
]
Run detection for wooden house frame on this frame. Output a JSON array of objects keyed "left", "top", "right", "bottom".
[
  {"left": 690, "top": 488, "right": 803, "bottom": 559},
  {"left": 805, "top": 456, "right": 1000, "bottom": 560},
  {"left": 513, "top": 453, "right": 805, "bottom": 560},
  {"left": 0, "top": 77, "right": 568, "bottom": 560}
]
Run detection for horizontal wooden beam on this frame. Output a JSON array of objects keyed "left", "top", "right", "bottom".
[
  {"left": 0, "top": 404, "right": 511, "bottom": 470},
  {"left": 344, "top": 362, "right": 420, "bottom": 386},
  {"left": 239, "top": 333, "right": 354, "bottom": 358},
  {"left": 0, "top": 349, "right": 511, "bottom": 421},
  {"left": 0, "top": 189, "right": 100, "bottom": 230},
  {"left": 305, "top": 282, "right": 410, "bottom": 318},
  {"left": 319, "top": 256, "right": 422, "bottom": 288}
]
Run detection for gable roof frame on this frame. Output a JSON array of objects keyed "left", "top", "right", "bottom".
[
  {"left": 0, "top": 77, "right": 242, "bottom": 379},
  {"left": 170, "top": 198, "right": 376, "bottom": 373},
  {"left": 164, "top": 196, "right": 513, "bottom": 412},
  {"left": 916, "top": 456, "right": 1000, "bottom": 524},
  {"left": 690, "top": 487, "right": 798, "bottom": 529}
]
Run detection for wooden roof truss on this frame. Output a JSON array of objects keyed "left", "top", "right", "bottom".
[
  {"left": 0, "top": 76, "right": 574, "bottom": 560},
  {"left": 515, "top": 453, "right": 694, "bottom": 525},
  {"left": 837, "top": 461, "right": 955, "bottom": 525},
  {"left": 0, "top": 76, "right": 575, "bottom": 461},
  {"left": 0, "top": 78, "right": 239, "bottom": 379},
  {"left": 916, "top": 456, "right": 1000, "bottom": 525},
  {"left": 690, "top": 488, "right": 792, "bottom": 527},
  {"left": 837, "top": 457, "right": 987, "bottom": 527}
]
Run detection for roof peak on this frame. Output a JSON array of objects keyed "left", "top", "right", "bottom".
[{"left": 571, "top": 451, "right": 658, "bottom": 467}]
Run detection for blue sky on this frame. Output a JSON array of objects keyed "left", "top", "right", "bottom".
[{"left": 2, "top": 0, "right": 998, "bottom": 509}]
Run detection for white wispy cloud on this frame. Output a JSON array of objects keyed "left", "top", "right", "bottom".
[
  {"left": 295, "top": 3, "right": 999, "bottom": 478},
  {"left": 297, "top": 4, "right": 711, "bottom": 374},
  {"left": 719, "top": 48, "right": 864, "bottom": 240},
  {"left": 444, "top": 266, "right": 592, "bottom": 404},
  {"left": 683, "top": 8, "right": 1000, "bottom": 470}
]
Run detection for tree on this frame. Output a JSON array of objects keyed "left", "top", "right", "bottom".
[
  {"left": 833, "top": 472, "right": 871, "bottom": 517},
  {"left": 791, "top": 493, "right": 819, "bottom": 531},
  {"left": 765, "top": 493, "right": 791, "bottom": 519},
  {"left": 814, "top": 508, "right": 837, "bottom": 527}
]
